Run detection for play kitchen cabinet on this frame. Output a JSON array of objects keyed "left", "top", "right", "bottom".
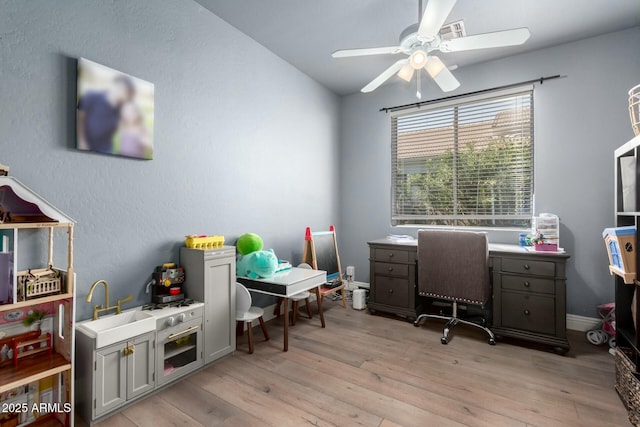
[
  {"left": 368, "top": 239, "right": 570, "bottom": 352},
  {"left": 93, "top": 332, "right": 155, "bottom": 418},
  {"left": 0, "top": 175, "right": 75, "bottom": 427},
  {"left": 76, "top": 302, "right": 205, "bottom": 423},
  {"left": 180, "top": 246, "right": 236, "bottom": 365},
  {"left": 155, "top": 305, "right": 203, "bottom": 386},
  {"left": 75, "top": 247, "right": 234, "bottom": 424},
  {"left": 75, "top": 327, "right": 156, "bottom": 421}
]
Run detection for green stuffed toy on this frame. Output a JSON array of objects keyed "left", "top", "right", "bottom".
[
  {"left": 236, "top": 249, "right": 278, "bottom": 279},
  {"left": 236, "top": 233, "right": 264, "bottom": 255},
  {"left": 236, "top": 233, "right": 278, "bottom": 278}
]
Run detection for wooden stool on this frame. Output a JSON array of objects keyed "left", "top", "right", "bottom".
[{"left": 236, "top": 283, "right": 269, "bottom": 354}]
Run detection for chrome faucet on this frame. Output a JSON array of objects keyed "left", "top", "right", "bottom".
[{"left": 87, "top": 279, "right": 132, "bottom": 320}]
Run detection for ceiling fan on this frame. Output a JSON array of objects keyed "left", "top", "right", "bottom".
[{"left": 332, "top": 0, "right": 531, "bottom": 99}]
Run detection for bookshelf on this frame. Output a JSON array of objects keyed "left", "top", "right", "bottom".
[{"left": 613, "top": 134, "right": 640, "bottom": 423}]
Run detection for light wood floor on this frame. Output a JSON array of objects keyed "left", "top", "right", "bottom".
[{"left": 91, "top": 301, "right": 629, "bottom": 427}]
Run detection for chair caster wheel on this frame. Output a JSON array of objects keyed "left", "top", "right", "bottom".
[
  {"left": 440, "top": 337, "right": 448, "bottom": 345},
  {"left": 413, "top": 321, "right": 420, "bottom": 327},
  {"left": 488, "top": 338, "right": 496, "bottom": 346}
]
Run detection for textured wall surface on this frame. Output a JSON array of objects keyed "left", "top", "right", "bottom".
[
  {"left": 2, "top": 1, "right": 638, "bottom": 321},
  {"left": 338, "top": 27, "right": 640, "bottom": 317},
  {"left": 0, "top": 0, "right": 340, "bottom": 320}
]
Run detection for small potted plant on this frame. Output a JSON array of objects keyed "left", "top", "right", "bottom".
[{"left": 22, "top": 309, "right": 48, "bottom": 332}]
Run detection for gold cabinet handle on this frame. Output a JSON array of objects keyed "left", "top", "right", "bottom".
[
  {"left": 123, "top": 345, "right": 135, "bottom": 356},
  {"left": 167, "top": 325, "right": 199, "bottom": 341}
]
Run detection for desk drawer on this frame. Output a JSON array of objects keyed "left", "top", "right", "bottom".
[
  {"left": 501, "top": 275, "right": 555, "bottom": 295},
  {"left": 501, "top": 291, "right": 555, "bottom": 335},
  {"left": 501, "top": 257, "right": 555, "bottom": 277},
  {"left": 374, "top": 249, "right": 409, "bottom": 263},
  {"left": 374, "top": 262, "right": 409, "bottom": 277},
  {"left": 373, "top": 276, "right": 409, "bottom": 308}
]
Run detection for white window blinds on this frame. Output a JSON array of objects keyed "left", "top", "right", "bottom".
[{"left": 391, "top": 88, "right": 534, "bottom": 228}]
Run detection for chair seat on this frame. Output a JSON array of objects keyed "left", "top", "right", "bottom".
[
  {"left": 290, "top": 291, "right": 310, "bottom": 301},
  {"left": 236, "top": 306, "right": 264, "bottom": 322}
]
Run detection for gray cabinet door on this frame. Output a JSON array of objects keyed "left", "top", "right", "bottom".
[
  {"left": 95, "top": 342, "right": 127, "bottom": 418},
  {"left": 203, "top": 256, "right": 236, "bottom": 364},
  {"left": 127, "top": 332, "right": 155, "bottom": 400}
]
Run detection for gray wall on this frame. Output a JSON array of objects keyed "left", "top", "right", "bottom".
[
  {"left": 338, "top": 26, "right": 640, "bottom": 317},
  {"left": 0, "top": 0, "right": 340, "bottom": 320}
]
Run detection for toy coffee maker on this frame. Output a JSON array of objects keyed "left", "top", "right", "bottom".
[{"left": 151, "top": 263, "right": 186, "bottom": 304}]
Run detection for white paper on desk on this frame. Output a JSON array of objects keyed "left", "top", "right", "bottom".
[{"left": 387, "top": 234, "right": 415, "bottom": 241}]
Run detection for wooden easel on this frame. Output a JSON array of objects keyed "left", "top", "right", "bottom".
[{"left": 302, "top": 225, "right": 347, "bottom": 308}]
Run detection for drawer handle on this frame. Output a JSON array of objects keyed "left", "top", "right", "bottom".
[
  {"left": 388, "top": 253, "right": 394, "bottom": 258},
  {"left": 524, "top": 309, "right": 530, "bottom": 316},
  {"left": 524, "top": 281, "right": 531, "bottom": 288},
  {"left": 388, "top": 289, "right": 394, "bottom": 294},
  {"left": 388, "top": 267, "right": 394, "bottom": 272},
  {"left": 523, "top": 264, "right": 530, "bottom": 270}
]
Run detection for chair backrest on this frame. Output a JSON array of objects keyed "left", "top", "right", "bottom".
[
  {"left": 417, "top": 229, "right": 490, "bottom": 304},
  {"left": 235, "top": 282, "right": 252, "bottom": 316},
  {"left": 297, "top": 263, "right": 312, "bottom": 269}
]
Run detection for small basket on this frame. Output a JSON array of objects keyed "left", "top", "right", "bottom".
[
  {"left": 616, "top": 347, "right": 640, "bottom": 426},
  {"left": 630, "top": 84, "right": 640, "bottom": 137},
  {"left": 534, "top": 243, "right": 558, "bottom": 252},
  {"left": 17, "top": 268, "right": 62, "bottom": 301}
]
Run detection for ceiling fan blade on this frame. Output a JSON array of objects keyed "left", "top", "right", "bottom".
[
  {"left": 418, "top": 0, "right": 457, "bottom": 40},
  {"left": 425, "top": 56, "right": 460, "bottom": 92},
  {"left": 362, "top": 59, "right": 409, "bottom": 93},
  {"left": 332, "top": 46, "right": 400, "bottom": 58},
  {"left": 440, "top": 28, "right": 530, "bottom": 52}
]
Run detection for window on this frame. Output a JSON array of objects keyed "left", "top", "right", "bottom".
[{"left": 391, "top": 87, "right": 533, "bottom": 228}]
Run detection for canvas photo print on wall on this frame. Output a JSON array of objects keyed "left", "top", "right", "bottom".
[{"left": 76, "top": 58, "right": 154, "bottom": 160}]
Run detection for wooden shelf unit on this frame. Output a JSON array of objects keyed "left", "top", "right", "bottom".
[
  {"left": 614, "top": 135, "right": 640, "bottom": 354},
  {"left": 0, "top": 176, "right": 75, "bottom": 427},
  {"left": 0, "top": 353, "right": 71, "bottom": 394},
  {"left": 0, "top": 293, "right": 74, "bottom": 313},
  {"left": 613, "top": 134, "right": 640, "bottom": 424}
]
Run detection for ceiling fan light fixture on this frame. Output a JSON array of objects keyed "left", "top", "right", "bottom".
[
  {"left": 397, "top": 63, "right": 415, "bottom": 82},
  {"left": 409, "top": 50, "right": 427, "bottom": 69},
  {"left": 425, "top": 56, "right": 446, "bottom": 78}
]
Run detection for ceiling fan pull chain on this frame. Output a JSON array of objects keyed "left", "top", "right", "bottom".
[{"left": 417, "top": 70, "right": 422, "bottom": 100}]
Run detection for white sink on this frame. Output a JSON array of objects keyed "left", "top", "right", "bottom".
[{"left": 76, "top": 308, "right": 155, "bottom": 349}]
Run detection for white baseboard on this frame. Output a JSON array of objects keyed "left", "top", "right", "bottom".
[
  {"left": 261, "top": 302, "right": 279, "bottom": 323},
  {"left": 566, "top": 314, "right": 601, "bottom": 332},
  {"left": 257, "top": 302, "right": 598, "bottom": 333}
]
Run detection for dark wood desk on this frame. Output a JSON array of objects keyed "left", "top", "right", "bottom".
[{"left": 368, "top": 238, "right": 571, "bottom": 352}]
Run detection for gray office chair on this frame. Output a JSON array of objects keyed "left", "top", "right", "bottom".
[{"left": 413, "top": 229, "right": 496, "bottom": 346}]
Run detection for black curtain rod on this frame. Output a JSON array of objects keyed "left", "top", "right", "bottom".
[{"left": 380, "top": 74, "right": 563, "bottom": 113}]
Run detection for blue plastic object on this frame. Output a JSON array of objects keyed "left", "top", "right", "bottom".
[
  {"left": 603, "top": 226, "right": 636, "bottom": 269},
  {"left": 602, "top": 226, "right": 636, "bottom": 238}
]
